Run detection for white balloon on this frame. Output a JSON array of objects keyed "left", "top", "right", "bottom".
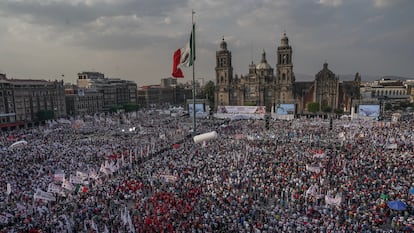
[{"left": 193, "top": 131, "right": 218, "bottom": 143}]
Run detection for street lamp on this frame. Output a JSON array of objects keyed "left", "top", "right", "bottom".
[{"left": 378, "top": 95, "right": 388, "bottom": 120}]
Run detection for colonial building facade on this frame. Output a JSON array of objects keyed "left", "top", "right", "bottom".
[
  {"left": 214, "top": 33, "right": 360, "bottom": 114},
  {"left": 137, "top": 82, "right": 192, "bottom": 108},
  {"left": 77, "top": 71, "right": 137, "bottom": 111},
  {"left": 215, "top": 33, "right": 295, "bottom": 111},
  {"left": 65, "top": 85, "right": 104, "bottom": 117},
  {"left": 0, "top": 73, "right": 66, "bottom": 129}
]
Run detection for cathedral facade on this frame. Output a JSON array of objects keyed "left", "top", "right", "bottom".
[{"left": 214, "top": 32, "right": 360, "bottom": 114}]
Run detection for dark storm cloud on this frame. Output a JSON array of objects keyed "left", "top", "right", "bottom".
[
  {"left": 0, "top": 0, "right": 189, "bottom": 50},
  {"left": 0, "top": 0, "right": 413, "bottom": 84},
  {"left": 0, "top": 0, "right": 187, "bottom": 26}
]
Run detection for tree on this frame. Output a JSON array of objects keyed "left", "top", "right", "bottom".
[
  {"left": 392, "top": 105, "right": 401, "bottom": 111},
  {"left": 244, "top": 101, "right": 256, "bottom": 106},
  {"left": 399, "top": 101, "right": 409, "bottom": 109},
  {"left": 109, "top": 106, "right": 122, "bottom": 113},
  {"left": 384, "top": 103, "right": 392, "bottom": 111},
  {"left": 203, "top": 81, "right": 215, "bottom": 106},
  {"left": 334, "top": 108, "right": 344, "bottom": 115},
  {"left": 307, "top": 102, "right": 319, "bottom": 113},
  {"left": 37, "top": 109, "right": 55, "bottom": 121},
  {"left": 322, "top": 106, "right": 332, "bottom": 113},
  {"left": 123, "top": 103, "right": 139, "bottom": 112}
]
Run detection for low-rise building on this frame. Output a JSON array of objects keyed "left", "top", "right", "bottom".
[
  {"left": 0, "top": 73, "right": 66, "bottom": 129},
  {"left": 77, "top": 72, "right": 137, "bottom": 111},
  {"left": 360, "top": 78, "right": 409, "bottom": 104},
  {"left": 65, "top": 85, "right": 103, "bottom": 116},
  {"left": 137, "top": 80, "right": 192, "bottom": 108}
]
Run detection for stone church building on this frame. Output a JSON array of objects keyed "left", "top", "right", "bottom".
[{"left": 214, "top": 32, "right": 360, "bottom": 114}]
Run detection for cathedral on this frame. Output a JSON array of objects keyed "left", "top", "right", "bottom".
[{"left": 214, "top": 32, "right": 360, "bottom": 114}]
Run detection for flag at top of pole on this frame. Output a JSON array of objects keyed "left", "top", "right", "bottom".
[
  {"left": 171, "top": 10, "right": 197, "bottom": 135},
  {"left": 172, "top": 21, "right": 195, "bottom": 78}
]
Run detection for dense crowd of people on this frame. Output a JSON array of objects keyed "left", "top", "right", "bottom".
[{"left": 0, "top": 110, "right": 413, "bottom": 232}]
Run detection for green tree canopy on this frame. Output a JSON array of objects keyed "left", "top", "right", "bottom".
[
  {"left": 123, "top": 103, "right": 139, "bottom": 112},
  {"left": 334, "top": 108, "right": 344, "bottom": 115},
  {"left": 109, "top": 106, "right": 123, "bottom": 113},
  {"left": 307, "top": 102, "right": 320, "bottom": 113},
  {"left": 384, "top": 103, "right": 392, "bottom": 111},
  {"left": 244, "top": 101, "right": 257, "bottom": 106},
  {"left": 322, "top": 106, "right": 332, "bottom": 113},
  {"left": 203, "top": 81, "right": 215, "bottom": 104},
  {"left": 37, "top": 109, "right": 55, "bottom": 121}
]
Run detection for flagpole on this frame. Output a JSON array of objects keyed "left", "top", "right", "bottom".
[{"left": 192, "top": 10, "right": 197, "bottom": 136}]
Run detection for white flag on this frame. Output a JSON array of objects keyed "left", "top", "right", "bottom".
[
  {"left": 305, "top": 164, "right": 321, "bottom": 173},
  {"left": 91, "top": 219, "right": 98, "bottom": 231},
  {"left": 89, "top": 170, "right": 99, "bottom": 180},
  {"left": 76, "top": 171, "right": 89, "bottom": 180},
  {"left": 121, "top": 206, "right": 128, "bottom": 226},
  {"left": 70, "top": 174, "right": 89, "bottom": 185},
  {"left": 48, "top": 183, "right": 62, "bottom": 194},
  {"left": 54, "top": 171, "right": 65, "bottom": 183},
  {"left": 325, "top": 193, "right": 342, "bottom": 206},
  {"left": 62, "top": 180, "right": 75, "bottom": 191},
  {"left": 127, "top": 210, "right": 135, "bottom": 233},
  {"left": 34, "top": 189, "right": 56, "bottom": 202},
  {"left": 6, "top": 183, "right": 11, "bottom": 195},
  {"left": 305, "top": 184, "right": 318, "bottom": 197}
]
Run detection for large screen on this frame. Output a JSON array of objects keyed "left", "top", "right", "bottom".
[
  {"left": 358, "top": 104, "right": 380, "bottom": 117},
  {"left": 276, "top": 104, "right": 295, "bottom": 115},
  {"left": 189, "top": 103, "right": 205, "bottom": 114}
]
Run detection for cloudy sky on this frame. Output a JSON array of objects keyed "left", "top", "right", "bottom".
[{"left": 0, "top": 0, "right": 412, "bottom": 85}]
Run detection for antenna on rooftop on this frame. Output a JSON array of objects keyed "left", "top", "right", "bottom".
[{"left": 250, "top": 40, "right": 254, "bottom": 63}]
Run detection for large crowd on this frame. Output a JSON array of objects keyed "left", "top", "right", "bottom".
[{"left": 0, "top": 110, "right": 413, "bottom": 232}]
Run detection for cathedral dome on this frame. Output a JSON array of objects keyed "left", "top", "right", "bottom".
[
  {"left": 280, "top": 32, "right": 289, "bottom": 47},
  {"left": 256, "top": 62, "right": 271, "bottom": 70},
  {"left": 316, "top": 62, "right": 335, "bottom": 80},
  {"left": 220, "top": 37, "right": 227, "bottom": 50},
  {"left": 256, "top": 49, "right": 272, "bottom": 70}
]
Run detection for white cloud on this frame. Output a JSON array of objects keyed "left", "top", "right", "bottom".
[
  {"left": 7, "top": 0, "right": 132, "bottom": 6},
  {"left": 373, "top": 0, "right": 393, "bottom": 8},
  {"left": 317, "top": 0, "right": 343, "bottom": 7},
  {"left": 372, "top": 0, "right": 408, "bottom": 8},
  {"left": 87, "top": 14, "right": 142, "bottom": 30},
  {"left": 163, "top": 17, "right": 171, "bottom": 25},
  {"left": 0, "top": 0, "right": 413, "bottom": 84}
]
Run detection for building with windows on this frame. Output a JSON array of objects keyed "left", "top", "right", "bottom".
[
  {"left": 359, "top": 78, "right": 409, "bottom": 108},
  {"left": 77, "top": 71, "right": 105, "bottom": 89},
  {"left": 0, "top": 73, "right": 66, "bottom": 129},
  {"left": 214, "top": 33, "right": 360, "bottom": 114},
  {"left": 161, "top": 77, "right": 178, "bottom": 88},
  {"left": 405, "top": 80, "right": 414, "bottom": 103},
  {"left": 65, "top": 85, "right": 103, "bottom": 116},
  {"left": 137, "top": 81, "right": 192, "bottom": 108},
  {"left": 77, "top": 72, "right": 137, "bottom": 111}
]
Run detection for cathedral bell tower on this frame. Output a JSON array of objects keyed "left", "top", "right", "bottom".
[
  {"left": 215, "top": 37, "right": 233, "bottom": 107},
  {"left": 276, "top": 32, "right": 295, "bottom": 104}
]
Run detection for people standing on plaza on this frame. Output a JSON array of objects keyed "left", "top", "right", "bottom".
[{"left": 0, "top": 111, "right": 413, "bottom": 232}]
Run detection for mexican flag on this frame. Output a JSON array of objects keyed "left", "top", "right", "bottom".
[
  {"left": 75, "top": 184, "right": 88, "bottom": 193},
  {"left": 172, "top": 24, "right": 195, "bottom": 78}
]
